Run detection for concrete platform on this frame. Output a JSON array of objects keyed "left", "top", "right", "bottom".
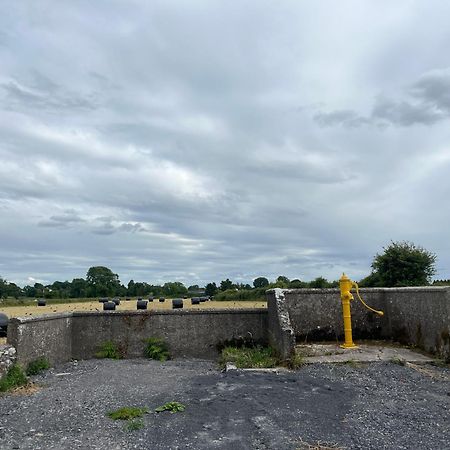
[{"left": 296, "top": 342, "right": 435, "bottom": 364}]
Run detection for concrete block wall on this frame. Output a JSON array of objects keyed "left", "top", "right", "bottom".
[
  {"left": 267, "top": 287, "right": 450, "bottom": 359},
  {"left": 7, "top": 309, "right": 268, "bottom": 367},
  {"left": 7, "top": 313, "right": 72, "bottom": 367}
]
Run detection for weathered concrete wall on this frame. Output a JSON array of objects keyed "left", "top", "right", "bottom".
[
  {"left": 383, "top": 288, "right": 450, "bottom": 357},
  {"left": 7, "top": 313, "right": 72, "bottom": 367},
  {"left": 267, "top": 289, "right": 295, "bottom": 362},
  {"left": 267, "top": 287, "right": 450, "bottom": 359},
  {"left": 7, "top": 309, "right": 268, "bottom": 365},
  {"left": 71, "top": 309, "right": 268, "bottom": 360},
  {"left": 0, "top": 344, "right": 16, "bottom": 379}
]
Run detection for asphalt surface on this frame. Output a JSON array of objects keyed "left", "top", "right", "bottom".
[{"left": 0, "top": 358, "right": 449, "bottom": 449}]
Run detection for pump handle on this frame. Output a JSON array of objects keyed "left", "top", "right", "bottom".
[{"left": 353, "top": 282, "right": 384, "bottom": 316}]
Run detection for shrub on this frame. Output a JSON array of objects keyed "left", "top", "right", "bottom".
[
  {"left": 26, "top": 357, "right": 50, "bottom": 376},
  {"left": 365, "top": 241, "right": 436, "bottom": 287},
  {"left": 107, "top": 406, "right": 148, "bottom": 420},
  {"left": 144, "top": 338, "right": 170, "bottom": 361},
  {"left": 95, "top": 341, "right": 121, "bottom": 359},
  {"left": 219, "top": 345, "right": 279, "bottom": 369},
  {"left": 0, "top": 364, "right": 28, "bottom": 392}
]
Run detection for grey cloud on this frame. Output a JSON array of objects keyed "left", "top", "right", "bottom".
[
  {"left": 38, "top": 211, "right": 86, "bottom": 228},
  {"left": 315, "top": 68, "right": 450, "bottom": 128}
]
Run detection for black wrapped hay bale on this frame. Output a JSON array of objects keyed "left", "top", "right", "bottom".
[
  {"left": 37, "top": 299, "right": 46, "bottom": 307},
  {"left": 103, "top": 301, "right": 116, "bottom": 311},
  {"left": 112, "top": 298, "right": 121, "bottom": 305},
  {"left": 159, "top": 297, "right": 165, "bottom": 303},
  {"left": 99, "top": 297, "right": 109, "bottom": 303},
  {"left": 137, "top": 300, "right": 148, "bottom": 310},
  {"left": 148, "top": 296, "right": 154, "bottom": 302},
  {"left": 172, "top": 298, "right": 183, "bottom": 309},
  {"left": 191, "top": 297, "right": 200, "bottom": 305},
  {"left": 0, "top": 313, "right": 8, "bottom": 337},
  {"left": 199, "top": 297, "right": 208, "bottom": 302}
]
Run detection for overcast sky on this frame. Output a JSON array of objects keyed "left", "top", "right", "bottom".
[{"left": 1, "top": 1, "right": 449, "bottom": 287}]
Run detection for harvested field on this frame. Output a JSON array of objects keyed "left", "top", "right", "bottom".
[{"left": 0, "top": 299, "right": 267, "bottom": 320}]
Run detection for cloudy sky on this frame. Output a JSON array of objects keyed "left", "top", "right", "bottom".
[{"left": 1, "top": 1, "right": 449, "bottom": 287}]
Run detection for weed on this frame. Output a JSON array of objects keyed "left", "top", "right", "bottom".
[
  {"left": 289, "top": 353, "right": 305, "bottom": 370},
  {"left": 155, "top": 401, "right": 185, "bottom": 413},
  {"left": 144, "top": 338, "right": 170, "bottom": 361},
  {"left": 125, "top": 418, "right": 145, "bottom": 431},
  {"left": 219, "top": 345, "right": 279, "bottom": 369},
  {"left": 107, "top": 406, "right": 148, "bottom": 420},
  {"left": 95, "top": 341, "right": 121, "bottom": 359},
  {"left": 26, "top": 357, "right": 50, "bottom": 376},
  {"left": 390, "top": 357, "right": 406, "bottom": 366},
  {"left": 0, "top": 364, "right": 28, "bottom": 392}
]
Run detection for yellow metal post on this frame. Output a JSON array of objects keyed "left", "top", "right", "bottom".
[{"left": 339, "top": 273, "right": 357, "bottom": 349}]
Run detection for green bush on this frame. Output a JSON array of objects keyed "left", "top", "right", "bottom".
[
  {"left": 0, "top": 364, "right": 28, "bottom": 392},
  {"left": 26, "top": 357, "right": 50, "bottom": 376},
  {"left": 219, "top": 345, "right": 279, "bottom": 369},
  {"left": 107, "top": 406, "right": 148, "bottom": 420},
  {"left": 144, "top": 338, "right": 170, "bottom": 361},
  {"left": 95, "top": 341, "right": 121, "bottom": 359}
]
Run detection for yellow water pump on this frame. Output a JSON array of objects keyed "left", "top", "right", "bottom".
[{"left": 339, "top": 273, "right": 384, "bottom": 349}]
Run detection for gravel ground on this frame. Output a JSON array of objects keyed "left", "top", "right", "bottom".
[{"left": 0, "top": 359, "right": 449, "bottom": 449}]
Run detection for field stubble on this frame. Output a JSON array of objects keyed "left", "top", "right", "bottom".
[{"left": 0, "top": 299, "right": 267, "bottom": 320}]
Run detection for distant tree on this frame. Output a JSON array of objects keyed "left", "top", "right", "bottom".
[
  {"left": 253, "top": 277, "right": 269, "bottom": 288},
  {"left": 276, "top": 276, "right": 290, "bottom": 284},
  {"left": 127, "top": 280, "right": 136, "bottom": 296},
  {"left": 205, "top": 282, "right": 218, "bottom": 297},
  {"left": 86, "top": 266, "right": 121, "bottom": 297},
  {"left": 220, "top": 279, "right": 234, "bottom": 291},
  {"left": 368, "top": 241, "right": 436, "bottom": 287},
  {"left": 188, "top": 285, "right": 200, "bottom": 291},
  {"left": 289, "top": 279, "right": 306, "bottom": 288},
  {"left": 162, "top": 282, "right": 187, "bottom": 297},
  {"left": 70, "top": 278, "right": 87, "bottom": 298},
  {"left": 309, "top": 277, "right": 329, "bottom": 289}
]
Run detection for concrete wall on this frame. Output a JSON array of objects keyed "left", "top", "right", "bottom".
[
  {"left": 7, "top": 309, "right": 268, "bottom": 367},
  {"left": 267, "top": 287, "right": 450, "bottom": 359},
  {"left": 7, "top": 313, "right": 72, "bottom": 367},
  {"left": 267, "top": 289, "right": 295, "bottom": 362},
  {"left": 0, "top": 344, "right": 16, "bottom": 379}
]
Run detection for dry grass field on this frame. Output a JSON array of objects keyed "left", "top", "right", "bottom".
[{"left": 0, "top": 299, "right": 267, "bottom": 320}]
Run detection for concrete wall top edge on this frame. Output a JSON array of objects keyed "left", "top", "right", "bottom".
[
  {"left": 8, "top": 309, "right": 268, "bottom": 324},
  {"left": 71, "top": 308, "right": 267, "bottom": 317},
  {"left": 266, "top": 287, "right": 450, "bottom": 294},
  {"left": 9, "top": 312, "right": 73, "bottom": 324}
]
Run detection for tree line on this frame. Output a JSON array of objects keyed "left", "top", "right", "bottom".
[{"left": 0, "top": 241, "right": 446, "bottom": 300}]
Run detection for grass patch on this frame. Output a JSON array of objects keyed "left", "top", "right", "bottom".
[
  {"left": 95, "top": 341, "right": 121, "bottom": 359},
  {"left": 144, "top": 337, "right": 170, "bottom": 361},
  {"left": 219, "top": 345, "right": 279, "bottom": 369},
  {"left": 26, "top": 357, "right": 50, "bottom": 376},
  {"left": 107, "top": 406, "right": 148, "bottom": 420},
  {"left": 125, "top": 418, "right": 145, "bottom": 431},
  {"left": 0, "top": 364, "right": 28, "bottom": 393},
  {"left": 289, "top": 353, "right": 305, "bottom": 370},
  {"left": 155, "top": 401, "right": 185, "bottom": 413}
]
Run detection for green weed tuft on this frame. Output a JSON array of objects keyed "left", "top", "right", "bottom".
[
  {"left": 219, "top": 345, "right": 279, "bottom": 369},
  {"left": 0, "top": 364, "right": 28, "bottom": 392},
  {"left": 125, "top": 418, "right": 145, "bottom": 431},
  {"left": 107, "top": 406, "right": 148, "bottom": 420},
  {"left": 155, "top": 401, "right": 185, "bottom": 413},
  {"left": 26, "top": 357, "right": 50, "bottom": 376},
  {"left": 95, "top": 341, "right": 121, "bottom": 359},
  {"left": 144, "top": 337, "right": 170, "bottom": 361}
]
